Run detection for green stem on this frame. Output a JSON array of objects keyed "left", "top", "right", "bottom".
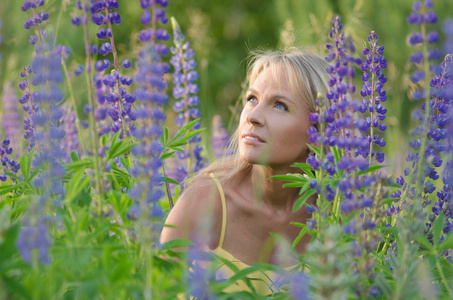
[
  {"left": 82, "top": 0, "right": 103, "bottom": 216},
  {"left": 61, "top": 60, "right": 87, "bottom": 156},
  {"left": 436, "top": 258, "right": 453, "bottom": 297}
]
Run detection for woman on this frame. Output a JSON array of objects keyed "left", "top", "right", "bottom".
[{"left": 160, "top": 48, "right": 330, "bottom": 294}]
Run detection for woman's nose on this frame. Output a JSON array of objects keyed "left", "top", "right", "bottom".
[{"left": 245, "top": 104, "right": 265, "bottom": 126}]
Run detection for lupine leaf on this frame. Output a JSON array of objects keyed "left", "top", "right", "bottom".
[
  {"left": 416, "top": 235, "right": 434, "bottom": 251},
  {"left": 331, "top": 145, "right": 342, "bottom": 163},
  {"left": 307, "top": 144, "right": 321, "bottom": 156},
  {"left": 161, "top": 239, "right": 193, "bottom": 250},
  {"left": 375, "top": 273, "right": 392, "bottom": 298},
  {"left": 292, "top": 226, "right": 308, "bottom": 248},
  {"left": 439, "top": 230, "right": 453, "bottom": 251},
  {"left": 19, "top": 146, "right": 35, "bottom": 181},
  {"left": 291, "top": 162, "right": 315, "bottom": 178},
  {"left": 269, "top": 232, "right": 300, "bottom": 260},
  {"left": 293, "top": 188, "right": 316, "bottom": 212},
  {"left": 66, "top": 170, "right": 90, "bottom": 204},
  {"left": 161, "top": 151, "right": 175, "bottom": 160},
  {"left": 0, "top": 183, "right": 24, "bottom": 196},
  {"left": 383, "top": 197, "right": 400, "bottom": 205},
  {"left": 172, "top": 118, "right": 200, "bottom": 140},
  {"left": 356, "top": 165, "right": 385, "bottom": 176},
  {"left": 70, "top": 150, "right": 80, "bottom": 162},
  {"left": 432, "top": 213, "right": 445, "bottom": 246},
  {"left": 270, "top": 173, "right": 308, "bottom": 182},
  {"left": 163, "top": 176, "right": 180, "bottom": 185}
]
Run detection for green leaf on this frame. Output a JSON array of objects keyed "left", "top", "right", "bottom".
[
  {"left": 416, "top": 235, "right": 434, "bottom": 252},
  {"left": 439, "top": 230, "right": 453, "bottom": 251},
  {"left": 307, "top": 144, "right": 320, "bottom": 156},
  {"left": 166, "top": 129, "right": 204, "bottom": 149},
  {"left": 163, "top": 126, "right": 169, "bottom": 144},
  {"left": 70, "top": 150, "right": 80, "bottom": 162},
  {"left": 433, "top": 213, "right": 445, "bottom": 246},
  {"left": 163, "top": 177, "right": 180, "bottom": 185},
  {"left": 162, "top": 239, "right": 193, "bottom": 250},
  {"left": 0, "top": 183, "right": 25, "bottom": 197},
  {"left": 65, "top": 170, "right": 90, "bottom": 204},
  {"left": 161, "top": 151, "right": 175, "bottom": 160},
  {"left": 173, "top": 118, "right": 200, "bottom": 140},
  {"left": 293, "top": 188, "right": 316, "bottom": 212},
  {"left": 108, "top": 140, "right": 137, "bottom": 160},
  {"left": 65, "top": 159, "right": 93, "bottom": 173},
  {"left": 269, "top": 232, "right": 300, "bottom": 260},
  {"left": 270, "top": 173, "right": 309, "bottom": 182},
  {"left": 290, "top": 162, "right": 315, "bottom": 178},
  {"left": 356, "top": 165, "right": 385, "bottom": 176},
  {"left": 292, "top": 227, "right": 308, "bottom": 248},
  {"left": 383, "top": 197, "right": 399, "bottom": 205},
  {"left": 331, "top": 145, "right": 342, "bottom": 164},
  {"left": 19, "top": 146, "right": 35, "bottom": 181}
]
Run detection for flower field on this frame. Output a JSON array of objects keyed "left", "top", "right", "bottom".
[{"left": 0, "top": 0, "right": 453, "bottom": 299}]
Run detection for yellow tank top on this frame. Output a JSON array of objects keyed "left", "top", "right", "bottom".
[{"left": 208, "top": 173, "right": 282, "bottom": 296}]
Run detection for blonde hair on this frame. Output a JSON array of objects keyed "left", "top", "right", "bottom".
[{"left": 189, "top": 48, "right": 330, "bottom": 185}]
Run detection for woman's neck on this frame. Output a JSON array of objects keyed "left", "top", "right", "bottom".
[{"left": 249, "top": 164, "right": 302, "bottom": 213}]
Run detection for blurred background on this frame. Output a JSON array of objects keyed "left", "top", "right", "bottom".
[{"left": 1, "top": 0, "right": 453, "bottom": 173}]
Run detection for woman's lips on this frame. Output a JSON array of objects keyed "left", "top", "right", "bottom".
[{"left": 242, "top": 133, "right": 265, "bottom": 144}]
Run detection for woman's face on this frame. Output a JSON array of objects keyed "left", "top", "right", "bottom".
[{"left": 238, "top": 66, "right": 311, "bottom": 168}]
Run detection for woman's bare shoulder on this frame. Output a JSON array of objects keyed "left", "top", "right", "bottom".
[{"left": 160, "top": 173, "right": 223, "bottom": 248}]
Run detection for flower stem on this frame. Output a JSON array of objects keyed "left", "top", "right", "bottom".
[
  {"left": 61, "top": 60, "right": 87, "bottom": 156},
  {"left": 82, "top": 0, "right": 103, "bottom": 215}
]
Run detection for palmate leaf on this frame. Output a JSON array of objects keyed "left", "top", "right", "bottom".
[
  {"left": 293, "top": 188, "right": 316, "bottom": 212},
  {"left": 432, "top": 213, "right": 445, "bottom": 247},
  {"left": 439, "top": 230, "right": 453, "bottom": 251},
  {"left": 356, "top": 165, "right": 385, "bottom": 176},
  {"left": 290, "top": 162, "right": 315, "bottom": 178}
]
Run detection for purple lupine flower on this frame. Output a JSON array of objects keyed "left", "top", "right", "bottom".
[
  {"left": 0, "top": 139, "right": 21, "bottom": 182},
  {"left": 407, "top": 0, "right": 441, "bottom": 100},
  {"left": 1, "top": 81, "right": 22, "bottom": 154},
  {"left": 423, "top": 55, "right": 453, "bottom": 251},
  {"left": 28, "top": 41, "right": 66, "bottom": 200},
  {"left": 22, "top": 0, "right": 48, "bottom": 44},
  {"left": 127, "top": 1, "right": 170, "bottom": 224},
  {"left": 360, "top": 31, "right": 388, "bottom": 164},
  {"left": 87, "top": 0, "right": 136, "bottom": 139},
  {"left": 16, "top": 215, "right": 51, "bottom": 264},
  {"left": 210, "top": 115, "right": 231, "bottom": 158},
  {"left": 169, "top": 17, "right": 206, "bottom": 181},
  {"left": 19, "top": 66, "right": 38, "bottom": 152},
  {"left": 61, "top": 105, "right": 80, "bottom": 162}
]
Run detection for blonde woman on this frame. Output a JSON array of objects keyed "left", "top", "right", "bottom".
[{"left": 161, "top": 48, "right": 330, "bottom": 294}]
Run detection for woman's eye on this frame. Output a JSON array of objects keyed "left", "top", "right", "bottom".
[
  {"left": 246, "top": 95, "right": 258, "bottom": 103},
  {"left": 275, "top": 101, "right": 288, "bottom": 111}
]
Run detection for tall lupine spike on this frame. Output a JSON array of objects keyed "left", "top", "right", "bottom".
[
  {"left": 398, "top": 0, "right": 446, "bottom": 205},
  {"left": 170, "top": 17, "right": 205, "bottom": 181},
  {"left": 0, "top": 139, "right": 20, "bottom": 182},
  {"left": 127, "top": 0, "right": 170, "bottom": 238},
  {"left": 19, "top": 66, "right": 38, "bottom": 152},
  {"left": 22, "top": 0, "right": 48, "bottom": 44},
  {"left": 86, "top": 0, "right": 137, "bottom": 139},
  {"left": 17, "top": 4, "right": 66, "bottom": 265},
  {"left": 1, "top": 81, "right": 22, "bottom": 154},
  {"left": 307, "top": 17, "right": 391, "bottom": 298},
  {"left": 360, "top": 31, "right": 388, "bottom": 166},
  {"left": 424, "top": 55, "right": 453, "bottom": 255},
  {"left": 211, "top": 115, "right": 231, "bottom": 158}
]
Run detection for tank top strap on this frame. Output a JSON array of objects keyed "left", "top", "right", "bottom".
[{"left": 209, "top": 172, "right": 227, "bottom": 249}]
